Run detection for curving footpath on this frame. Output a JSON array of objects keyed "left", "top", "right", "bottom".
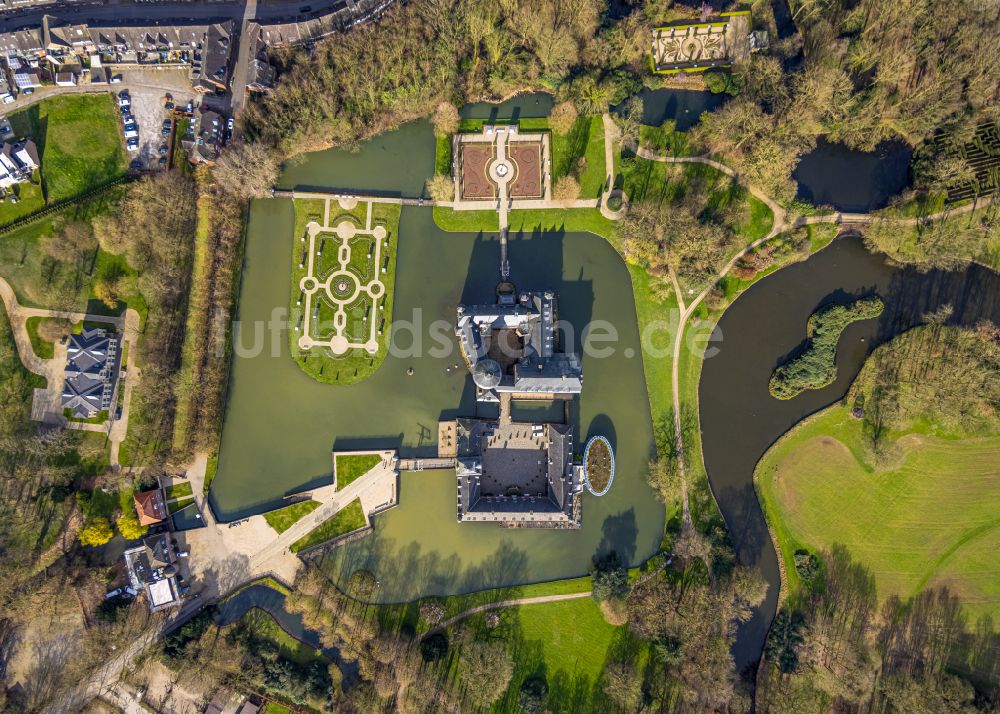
[
  {"left": 421, "top": 591, "right": 592, "bottom": 639},
  {"left": 620, "top": 133, "right": 997, "bottom": 528}
]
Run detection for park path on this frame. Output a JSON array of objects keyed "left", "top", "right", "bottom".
[
  {"left": 0, "top": 276, "right": 141, "bottom": 466},
  {"left": 626, "top": 138, "right": 996, "bottom": 528},
  {"left": 422, "top": 591, "right": 592, "bottom": 639}
]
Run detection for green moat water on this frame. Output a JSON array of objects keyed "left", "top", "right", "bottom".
[{"left": 212, "top": 120, "right": 664, "bottom": 600}]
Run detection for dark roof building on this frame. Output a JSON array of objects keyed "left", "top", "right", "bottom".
[
  {"left": 191, "top": 23, "right": 232, "bottom": 92},
  {"left": 61, "top": 326, "right": 121, "bottom": 419},
  {"left": 456, "top": 289, "right": 582, "bottom": 403},
  {"left": 123, "top": 533, "right": 182, "bottom": 613},
  {"left": 455, "top": 417, "right": 581, "bottom": 527}
]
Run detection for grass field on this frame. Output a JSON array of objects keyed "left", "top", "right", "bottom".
[
  {"left": 0, "top": 186, "right": 142, "bottom": 315},
  {"left": 264, "top": 499, "right": 321, "bottom": 534},
  {"left": 757, "top": 403, "right": 1000, "bottom": 622},
  {"left": 290, "top": 498, "right": 366, "bottom": 552},
  {"left": 334, "top": 453, "right": 380, "bottom": 490},
  {"left": 0, "top": 176, "right": 45, "bottom": 225},
  {"left": 165, "top": 481, "right": 193, "bottom": 501},
  {"left": 7, "top": 93, "right": 127, "bottom": 204},
  {"left": 515, "top": 596, "right": 623, "bottom": 684}
]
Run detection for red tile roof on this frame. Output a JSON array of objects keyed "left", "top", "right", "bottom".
[{"left": 133, "top": 489, "right": 166, "bottom": 526}]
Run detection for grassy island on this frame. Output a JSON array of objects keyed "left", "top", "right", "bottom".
[
  {"left": 769, "top": 297, "right": 885, "bottom": 399},
  {"left": 757, "top": 324, "right": 1000, "bottom": 619},
  {"left": 288, "top": 198, "right": 400, "bottom": 385}
]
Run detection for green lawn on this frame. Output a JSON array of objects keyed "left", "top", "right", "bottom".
[
  {"left": 757, "top": 404, "right": 1000, "bottom": 622},
  {"left": 0, "top": 186, "right": 142, "bottom": 315},
  {"left": 290, "top": 498, "right": 366, "bottom": 552},
  {"left": 289, "top": 199, "right": 401, "bottom": 385},
  {"left": 432, "top": 205, "right": 616, "bottom": 239},
  {"left": 515, "top": 597, "right": 626, "bottom": 685},
  {"left": 7, "top": 93, "right": 127, "bottom": 203},
  {"left": 263, "top": 499, "right": 321, "bottom": 534},
  {"left": 261, "top": 702, "right": 295, "bottom": 714},
  {"left": 549, "top": 115, "right": 607, "bottom": 198},
  {"left": 334, "top": 453, "right": 380, "bottom": 490},
  {"left": 24, "top": 315, "right": 69, "bottom": 359},
  {"left": 251, "top": 609, "right": 328, "bottom": 665},
  {"left": 165, "top": 481, "right": 193, "bottom": 500},
  {"left": 168, "top": 497, "right": 195, "bottom": 514},
  {"left": 0, "top": 176, "right": 45, "bottom": 225}
]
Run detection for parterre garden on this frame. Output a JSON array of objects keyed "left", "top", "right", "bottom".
[{"left": 288, "top": 198, "right": 400, "bottom": 385}]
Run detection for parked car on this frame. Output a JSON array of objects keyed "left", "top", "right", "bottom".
[
  {"left": 186, "top": 100, "right": 194, "bottom": 113},
  {"left": 119, "top": 104, "right": 130, "bottom": 115},
  {"left": 129, "top": 159, "right": 142, "bottom": 170},
  {"left": 126, "top": 139, "right": 138, "bottom": 151},
  {"left": 104, "top": 588, "right": 122, "bottom": 600},
  {"left": 158, "top": 156, "right": 167, "bottom": 165},
  {"left": 124, "top": 128, "right": 138, "bottom": 139},
  {"left": 124, "top": 586, "right": 137, "bottom": 597},
  {"left": 1, "top": 95, "right": 13, "bottom": 105},
  {"left": 118, "top": 97, "right": 130, "bottom": 108},
  {"left": 158, "top": 144, "right": 168, "bottom": 155},
  {"left": 21, "top": 88, "right": 32, "bottom": 96},
  {"left": 164, "top": 102, "right": 174, "bottom": 110},
  {"left": 227, "top": 117, "right": 234, "bottom": 131},
  {"left": 118, "top": 89, "right": 129, "bottom": 98},
  {"left": 161, "top": 127, "right": 171, "bottom": 136}
]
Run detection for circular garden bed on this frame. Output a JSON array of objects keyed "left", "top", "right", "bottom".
[{"left": 583, "top": 435, "right": 615, "bottom": 496}]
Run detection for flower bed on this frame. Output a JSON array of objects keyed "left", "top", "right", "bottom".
[{"left": 583, "top": 435, "right": 615, "bottom": 496}]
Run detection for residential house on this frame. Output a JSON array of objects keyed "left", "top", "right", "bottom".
[
  {"left": 185, "top": 109, "right": 222, "bottom": 165},
  {"left": 245, "top": 58, "right": 275, "bottom": 93},
  {"left": 0, "top": 138, "right": 38, "bottom": 189},
  {"left": 0, "top": 28, "right": 45, "bottom": 58},
  {"left": 0, "top": 72, "right": 12, "bottom": 103},
  {"left": 123, "top": 533, "right": 183, "bottom": 613},
  {"left": 191, "top": 23, "right": 233, "bottom": 93},
  {"left": 134, "top": 488, "right": 167, "bottom": 526},
  {"left": 61, "top": 325, "right": 121, "bottom": 419},
  {"left": 13, "top": 67, "right": 42, "bottom": 91}
]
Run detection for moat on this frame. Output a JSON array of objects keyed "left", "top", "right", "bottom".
[{"left": 211, "top": 119, "right": 663, "bottom": 600}]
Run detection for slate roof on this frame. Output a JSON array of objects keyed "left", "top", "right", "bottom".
[{"left": 62, "top": 326, "right": 120, "bottom": 419}]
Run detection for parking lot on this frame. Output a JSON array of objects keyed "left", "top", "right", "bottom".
[{"left": 121, "top": 83, "right": 199, "bottom": 171}]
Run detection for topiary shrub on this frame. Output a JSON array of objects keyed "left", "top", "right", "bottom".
[{"left": 519, "top": 676, "right": 548, "bottom": 713}]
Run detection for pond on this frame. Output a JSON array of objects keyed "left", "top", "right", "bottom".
[
  {"left": 793, "top": 137, "right": 912, "bottom": 212},
  {"left": 215, "top": 583, "right": 359, "bottom": 683},
  {"left": 615, "top": 87, "right": 729, "bottom": 132},
  {"left": 699, "top": 234, "right": 1000, "bottom": 671},
  {"left": 211, "top": 120, "right": 664, "bottom": 600}
]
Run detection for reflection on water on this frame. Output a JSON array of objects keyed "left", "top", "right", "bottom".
[
  {"left": 700, "top": 235, "right": 1000, "bottom": 670},
  {"left": 793, "top": 138, "right": 912, "bottom": 212},
  {"left": 212, "top": 121, "right": 663, "bottom": 599}
]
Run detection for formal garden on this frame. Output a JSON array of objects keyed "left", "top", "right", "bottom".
[{"left": 289, "top": 198, "right": 399, "bottom": 385}]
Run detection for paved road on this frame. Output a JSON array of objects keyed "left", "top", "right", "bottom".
[{"left": 0, "top": 0, "right": 351, "bottom": 31}]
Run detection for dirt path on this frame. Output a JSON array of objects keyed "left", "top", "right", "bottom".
[{"left": 422, "top": 591, "right": 592, "bottom": 639}]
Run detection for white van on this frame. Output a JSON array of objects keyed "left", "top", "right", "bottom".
[{"left": 124, "top": 128, "right": 138, "bottom": 138}]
